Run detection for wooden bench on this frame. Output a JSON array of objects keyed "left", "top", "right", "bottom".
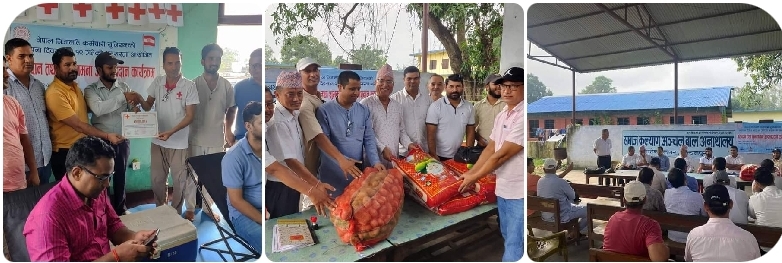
[
  {"left": 736, "top": 222, "right": 782, "bottom": 248},
  {"left": 589, "top": 248, "right": 651, "bottom": 262},
  {"left": 570, "top": 183, "right": 625, "bottom": 207},
  {"left": 527, "top": 195, "right": 582, "bottom": 244}
]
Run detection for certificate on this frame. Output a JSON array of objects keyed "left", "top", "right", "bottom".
[{"left": 122, "top": 112, "right": 158, "bottom": 138}]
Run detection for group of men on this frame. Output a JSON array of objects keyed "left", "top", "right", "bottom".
[
  {"left": 4, "top": 37, "right": 263, "bottom": 260},
  {"left": 263, "top": 57, "right": 525, "bottom": 261}
]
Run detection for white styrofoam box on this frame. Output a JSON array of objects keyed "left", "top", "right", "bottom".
[{"left": 116, "top": 205, "right": 198, "bottom": 261}]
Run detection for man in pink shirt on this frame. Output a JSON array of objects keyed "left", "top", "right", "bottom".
[
  {"left": 458, "top": 67, "right": 524, "bottom": 262},
  {"left": 23, "top": 136, "right": 158, "bottom": 261},
  {"left": 3, "top": 57, "right": 39, "bottom": 192}
]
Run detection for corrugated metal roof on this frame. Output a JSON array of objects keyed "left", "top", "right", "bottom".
[
  {"left": 528, "top": 3, "right": 782, "bottom": 73},
  {"left": 527, "top": 86, "right": 732, "bottom": 114}
]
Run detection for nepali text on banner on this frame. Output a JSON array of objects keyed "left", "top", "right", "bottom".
[
  {"left": 265, "top": 68, "right": 378, "bottom": 101},
  {"left": 7, "top": 23, "right": 160, "bottom": 97},
  {"left": 622, "top": 129, "right": 736, "bottom": 158},
  {"left": 735, "top": 123, "right": 782, "bottom": 154}
]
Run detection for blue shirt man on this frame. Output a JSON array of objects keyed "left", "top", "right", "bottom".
[
  {"left": 222, "top": 102, "right": 262, "bottom": 251},
  {"left": 232, "top": 49, "right": 263, "bottom": 142}
]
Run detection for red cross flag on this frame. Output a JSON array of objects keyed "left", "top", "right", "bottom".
[
  {"left": 166, "top": 4, "right": 184, "bottom": 27},
  {"left": 72, "top": 3, "right": 93, "bottom": 23},
  {"left": 147, "top": 3, "right": 166, "bottom": 24},
  {"left": 127, "top": 3, "right": 148, "bottom": 25},
  {"left": 37, "top": 3, "right": 60, "bottom": 21},
  {"left": 105, "top": 3, "right": 126, "bottom": 25}
]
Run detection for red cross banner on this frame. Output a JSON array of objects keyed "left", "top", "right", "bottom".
[
  {"left": 105, "top": 3, "right": 127, "bottom": 25},
  {"left": 127, "top": 3, "right": 148, "bottom": 26},
  {"left": 165, "top": 3, "right": 184, "bottom": 27},
  {"left": 147, "top": 3, "right": 167, "bottom": 24},
  {"left": 36, "top": 3, "right": 60, "bottom": 21},
  {"left": 72, "top": 3, "right": 93, "bottom": 23}
]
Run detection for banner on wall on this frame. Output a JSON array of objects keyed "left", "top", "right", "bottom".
[
  {"left": 735, "top": 123, "right": 782, "bottom": 153},
  {"left": 7, "top": 23, "right": 160, "bottom": 97},
  {"left": 622, "top": 129, "right": 736, "bottom": 158},
  {"left": 265, "top": 68, "right": 378, "bottom": 101}
]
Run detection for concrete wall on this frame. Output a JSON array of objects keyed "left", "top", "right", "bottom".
[
  {"left": 500, "top": 3, "right": 524, "bottom": 72},
  {"left": 565, "top": 124, "right": 772, "bottom": 168},
  {"left": 729, "top": 110, "right": 782, "bottom": 123}
]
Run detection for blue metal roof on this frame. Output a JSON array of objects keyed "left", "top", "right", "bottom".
[{"left": 527, "top": 86, "right": 732, "bottom": 114}]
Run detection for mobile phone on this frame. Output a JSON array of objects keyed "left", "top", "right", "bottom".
[{"left": 144, "top": 228, "right": 160, "bottom": 246}]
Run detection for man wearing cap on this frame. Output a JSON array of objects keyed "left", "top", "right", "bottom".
[
  {"left": 297, "top": 57, "right": 363, "bottom": 181},
  {"left": 391, "top": 66, "right": 434, "bottom": 156},
  {"left": 472, "top": 73, "right": 505, "bottom": 148},
  {"left": 84, "top": 51, "right": 139, "bottom": 215},
  {"left": 427, "top": 74, "right": 444, "bottom": 101},
  {"left": 426, "top": 74, "right": 475, "bottom": 160},
  {"left": 636, "top": 168, "right": 666, "bottom": 212},
  {"left": 602, "top": 181, "right": 669, "bottom": 261},
  {"left": 702, "top": 157, "right": 737, "bottom": 189},
  {"left": 748, "top": 168, "right": 782, "bottom": 227},
  {"left": 664, "top": 168, "right": 706, "bottom": 243},
  {"left": 360, "top": 64, "right": 414, "bottom": 168},
  {"left": 711, "top": 169, "right": 750, "bottom": 224},
  {"left": 457, "top": 67, "right": 524, "bottom": 261},
  {"left": 46, "top": 47, "right": 125, "bottom": 181},
  {"left": 685, "top": 184, "right": 761, "bottom": 262},
  {"left": 648, "top": 158, "right": 668, "bottom": 194},
  {"left": 266, "top": 71, "right": 335, "bottom": 218},
  {"left": 536, "top": 158, "right": 588, "bottom": 241},
  {"left": 138, "top": 47, "right": 199, "bottom": 219},
  {"left": 231, "top": 48, "right": 263, "bottom": 143}
]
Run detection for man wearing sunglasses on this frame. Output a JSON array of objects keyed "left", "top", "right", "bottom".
[{"left": 24, "top": 136, "right": 159, "bottom": 261}]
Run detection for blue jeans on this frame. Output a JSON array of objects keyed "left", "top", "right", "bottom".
[
  {"left": 231, "top": 212, "right": 261, "bottom": 253},
  {"left": 498, "top": 196, "right": 524, "bottom": 262}
]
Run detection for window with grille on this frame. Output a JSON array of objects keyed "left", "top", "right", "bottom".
[
  {"left": 544, "top": 120, "right": 555, "bottom": 129},
  {"left": 617, "top": 117, "right": 630, "bottom": 125},
  {"left": 637, "top": 117, "right": 650, "bottom": 125}
]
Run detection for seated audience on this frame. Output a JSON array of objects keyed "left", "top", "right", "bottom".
[
  {"left": 664, "top": 168, "right": 706, "bottom": 243},
  {"left": 748, "top": 166, "right": 782, "bottom": 228},
  {"left": 667, "top": 158, "right": 699, "bottom": 192},
  {"left": 603, "top": 181, "right": 669, "bottom": 261},
  {"left": 536, "top": 158, "right": 586, "bottom": 240},
  {"left": 636, "top": 168, "right": 666, "bottom": 212}
]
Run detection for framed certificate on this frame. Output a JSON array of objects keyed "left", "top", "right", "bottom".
[{"left": 122, "top": 112, "right": 158, "bottom": 138}]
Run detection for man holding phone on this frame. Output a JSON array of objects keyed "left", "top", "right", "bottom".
[{"left": 24, "top": 136, "right": 159, "bottom": 261}]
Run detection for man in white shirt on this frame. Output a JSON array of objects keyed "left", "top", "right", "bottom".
[
  {"left": 593, "top": 129, "right": 612, "bottom": 185},
  {"left": 138, "top": 47, "right": 199, "bottom": 219},
  {"left": 749, "top": 168, "right": 782, "bottom": 227},
  {"left": 712, "top": 171, "right": 749, "bottom": 224},
  {"left": 426, "top": 74, "right": 475, "bottom": 161},
  {"left": 677, "top": 145, "right": 694, "bottom": 173},
  {"left": 360, "top": 65, "right": 414, "bottom": 168},
  {"left": 391, "top": 66, "right": 433, "bottom": 156},
  {"left": 648, "top": 158, "right": 668, "bottom": 194},
  {"left": 427, "top": 74, "right": 444, "bottom": 102},
  {"left": 684, "top": 184, "right": 761, "bottom": 262},
  {"left": 698, "top": 147, "right": 714, "bottom": 174},
  {"left": 266, "top": 72, "right": 335, "bottom": 218},
  {"left": 725, "top": 145, "right": 744, "bottom": 174},
  {"left": 621, "top": 146, "right": 640, "bottom": 169},
  {"left": 637, "top": 145, "right": 651, "bottom": 167}
]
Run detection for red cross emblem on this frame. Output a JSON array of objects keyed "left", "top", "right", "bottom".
[
  {"left": 177, "top": 91, "right": 183, "bottom": 99},
  {"left": 124, "top": 114, "right": 130, "bottom": 119}
]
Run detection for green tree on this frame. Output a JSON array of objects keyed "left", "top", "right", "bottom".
[
  {"left": 218, "top": 48, "right": 239, "bottom": 73},
  {"left": 733, "top": 53, "right": 782, "bottom": 109},
  {"left": 280, "top": 35, "right": 333, "bottom": 66},
  {"left": 580, "top": 76, "right": 617, "bottom": 94},
  {"left": 527, "top": 74, "right": 552, "bottom": 103},
  {"left": 265, "top": 44, "right": 279, "bottom": 64},
  {"left": 349, "top": 44, "right": 387, "bottom": 70},
  {"left": 332, "top": 55, "right": 348, "bottom": 67}
]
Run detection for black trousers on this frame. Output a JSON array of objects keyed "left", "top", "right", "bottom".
[
  {"left": 265, "top": 181, "right": 301, "bottom": 219},
  {"left": 108, "top": 140, "right": 130, "bottom": 215},
  {"left": 597, "top": 155, "right": 612, "bottom": 185},
  {"left": 51, "top": 148, "right": 70, "bottom": 181}
]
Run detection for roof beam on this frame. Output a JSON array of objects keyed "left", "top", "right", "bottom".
[
  {"left": 540, "top": 7, "right": 759, "bottom": 48},
  {"left": 527, "top": 55, "right": 573, "bottom": 71},
  {"left": 640, "top": 4, "right": 679, "bottom": 59},
  {"left": 596, "top": 3, "right": 677, "bottom": 60},
  {"left": 528, "top": 3, "right": 642, "bottom": 29}
]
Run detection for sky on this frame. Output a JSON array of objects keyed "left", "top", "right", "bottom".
[
  {"left": 527, "top": 43, "right": 753, "bottom": 96},
  {"left": 215, "top": 3, "right": 264, "bottom": 69},
  {"left": 263, "top": 3, "right": 446, "bottom": 69}
]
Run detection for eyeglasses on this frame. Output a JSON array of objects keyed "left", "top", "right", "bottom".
[
  {"left": 500, "top": 84, "right": 523, "bottom": 91},
  {"left": 79, "top": 165, "right": 114, "bottom": 182}
]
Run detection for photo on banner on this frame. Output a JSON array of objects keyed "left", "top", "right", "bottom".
[
  {"left": 264, "top": 2, "right": 525, "bottom": 262},
  {"left": 526, "top": 2, "right": 782, "bottom": 262}
]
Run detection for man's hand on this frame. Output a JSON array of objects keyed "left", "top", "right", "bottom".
[
  {"left": 338, "top": 157, "right": 363, "bottom": 179},
  {"left": 382, "top": 147, "right": 393, "bottom": 162},
  {"left": 429, "top": 151, "right": 438, "bottom": 159},
  {"left": 374, "top": 163, "right": 386, "bottom": 171},
  {"left": 132, "top": 230, "right": 157, "bottom": 244},
  {"left": 265, "top": 208, "right": 270, "bottom": 220},
  {"left": 107, "top": 133, "right": 125, "bottom": 144},
  {"left": 156, "top": 131, "right": 173, "bottom": 141},
  {"left": 458, "top": 172, "right": 480, "bottom": 193},
  {"left": 114, "top": 240, "right": 152, "bottom": 261},
  {"left": 28, "top": 169, "right": 40, "bottom": 187},
  {"left": 407, "top": 143, "right": 416, "bottom": 152},
  {"left": 224, "top": 133, "right": 236, "bottom": 148},
  {"left": 124, "top": 92, "right": 139, "bottom": 104},
  {"left": 307, "top": 182, "right": 336, "bottom": 216}
]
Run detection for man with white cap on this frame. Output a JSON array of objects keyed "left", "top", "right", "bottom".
[
  {"left": 360, "top": 64, "right": 414, "bottom": 168},
  {"left": 602, "top": 180, "right": 669, "bottom": 261},
  {"left": 685, "top": 184, "right": 760, "bottom": 262},
  {"left": 536, "top": 158, "right": 588, "bottom": 241},
  {"left": 296, "top": 57, "right": 363, "bottom": 181}
]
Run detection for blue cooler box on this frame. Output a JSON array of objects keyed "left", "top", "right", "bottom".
[{"left": 117, "top": 205, "right": 198, "bottom": 262}]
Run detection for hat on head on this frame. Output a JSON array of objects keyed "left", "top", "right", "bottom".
[
  {"left": 376, "top": 64, "right": 393, "bottom": 79},
  {"left": 713, "top": 170, "right": 731, "bottom": 184},
  {"left": 296, "top": 57, "right": 320, "bottom": 71},
  {"left": 543, "top": 158, "right": 557, "bottom": 169},
  {"left": 276, "top": 71, "right": 303, "bottom": 89},
  {"left": 773, "top": 148, "right": 781, "bottom": 153},
  {"left": 624, "top": 181, "right": 647, "bottom": 203},
  {"left": 94, "top": 52, "right": 125, "bottom": 68},
  {"left": 702, "top": 184, "right": 731, "bottom": 208},
  {"left": 494, "top": 67, "right": 524, "bottom": 84},
  {"left": 483, "top": 74, "right": 501, "bottom": 85}
]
